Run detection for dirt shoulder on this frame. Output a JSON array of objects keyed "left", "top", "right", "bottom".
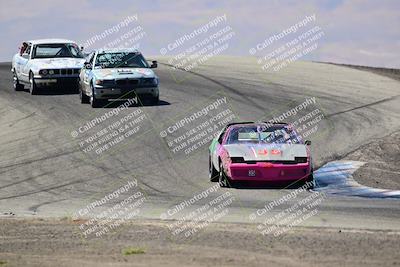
[
  {"left": 344, "top": 130, "right": 400, "bottom": 190},
  {"left": 0, "top": 218, "right": 399, "bottom": 267}
]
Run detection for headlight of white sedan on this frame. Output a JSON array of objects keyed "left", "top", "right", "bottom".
[{"left": 39, "top": 69, "right": 48, "bottom": 76}]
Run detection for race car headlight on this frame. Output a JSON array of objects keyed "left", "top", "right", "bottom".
[
  {"left": 39, "top": 69, "right": 48, "bottom": 76},
  {"left": 295, "top": 157, "right": 308, "bottom": 163},
  {"left": 48, "top": 69, "right": 55, "bottom": 75},
  {"left": 231, "top": 157, "right": 245, "bottom": 163},
  {"left": 95, "top": 79, "right": 104, "bottom": 85}
]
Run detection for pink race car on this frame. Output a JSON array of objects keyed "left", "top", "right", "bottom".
[{"left": 208, "top": 122, "right": 313, "bottom": 188}]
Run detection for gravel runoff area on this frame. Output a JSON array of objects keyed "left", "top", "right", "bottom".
[
  {"left": 344, "top": 130, "right": 400, "bottom": 190},
  {"left": 0, "top": 218, "right": 399, "bottom": 267}
]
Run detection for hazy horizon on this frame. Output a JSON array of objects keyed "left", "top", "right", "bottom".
[{"left": 1, "top": 0, "right": 399, "bottom": 68}]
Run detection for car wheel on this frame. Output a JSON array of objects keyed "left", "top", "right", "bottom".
[
  {"left": 79, "top": 86, "right": 90, "bottom": 104},
  {"left": 218, "top": 161, "right": 230, "bottom": 188},
  {"left": 304, "top": 169, "right": 314, "bottom": 189},
  {"left": 209, "top": 155, "right": 219, "bottom": 182},
  {"left": 29, "top": 72, "right": 38, "bottom": 95},
  {"left": 13, "top": 70, "right": 24, "bottom": 91},
  {"left": 151, "top": 95, "right": 159, "bottom": 105},
  {"left": 90, "top": 84, "right": 104, "bottom": 108}
]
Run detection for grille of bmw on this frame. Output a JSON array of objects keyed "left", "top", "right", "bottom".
[
  {"left": 113, "top": 78, "right": 155, "bottom": 87},
  {"left": 116, "top": 79, "right": 139, "bottom": 86},
  {"left": 49, "top": 69, "right": 80, "bottom": 75}
]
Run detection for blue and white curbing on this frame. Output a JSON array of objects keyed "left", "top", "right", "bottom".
[{"left": 314, "top": 161, "right": 400, "bottom": 198}]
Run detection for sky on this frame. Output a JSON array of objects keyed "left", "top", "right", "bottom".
[{"left": 0, "top": 0, "right": 399, "bottom": 68}]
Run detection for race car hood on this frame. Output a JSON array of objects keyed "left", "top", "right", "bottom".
[
  {"left": 92, "top": 68, "right": 156, "bottom": 80},
  {"left": 223, "top": 143, "right": 308, "bottom": 161},
  {"left": 31, "top": 58, "right": 85, "bottom": 69}
]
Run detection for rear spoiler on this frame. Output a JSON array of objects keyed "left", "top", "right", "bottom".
[{"left": 226, "top": 121, "right": 288, "bottom": 128}]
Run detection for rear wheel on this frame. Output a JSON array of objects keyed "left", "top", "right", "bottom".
[
  {"left": 29, "top": 72, "right": 38, "bottom": 95},
  {"left": 209, "top": 155, "right": 218, "bottom": 182},
  {"left": 13, "top": 70, "right": 24, "bottom": 91}
]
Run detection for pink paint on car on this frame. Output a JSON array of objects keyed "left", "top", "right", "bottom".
[{"left": 208, "top": 122, "right": 313, "bottom": 187}]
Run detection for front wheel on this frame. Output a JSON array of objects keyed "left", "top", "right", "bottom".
[
  {"left": 29, "top": 73, "right": 38, "bottom": 95},
  {"left": 209, "top": 155, "right": 218, "bottom": 182},
  {"left": 151, "top": 95, "right": 159, "bottom": 105},
  {"left": 13, "top": 70, "right": 24, "bottom": 91},
  {"left": 218, "top": 161, "right": 231, "bottom": 188},
  {"left": 90, "top": 85, "right": 105, "bottom": 108},
  {"left": 79, "top": 85, "right": 90, "bottom": 104}
]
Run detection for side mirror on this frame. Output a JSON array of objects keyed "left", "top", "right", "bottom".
[
  {"left": 84, "top": 63, "right": 92, "bottom": 69},
  {"left": 305, "top": 140, "right": 311, "bottom": 146},
  {"left": 150, "top": 60, "right": 157, "bottom": 68}
]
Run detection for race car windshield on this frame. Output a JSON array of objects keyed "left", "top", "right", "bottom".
[
  {"left": 227, "top": 125, "right": 301, "bottom": 144},
  {"left": 95, "top": 52, "right": 149, "bottom": 68},
  {"left": 32, "top": 43, "right": 84, "bottom": 59}
]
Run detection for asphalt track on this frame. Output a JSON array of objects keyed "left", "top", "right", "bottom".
[{"left": 0, "top": 56, "right": 399, "bottom": 231}]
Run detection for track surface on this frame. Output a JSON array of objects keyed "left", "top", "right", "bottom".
[{"left": 0, "top": 57, "right": 400, "bottom": 231}]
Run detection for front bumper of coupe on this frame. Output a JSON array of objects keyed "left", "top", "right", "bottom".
[{"left": 227, "top": 162, "right": 311, "bottom": 182}]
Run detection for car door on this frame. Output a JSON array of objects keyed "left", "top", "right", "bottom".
[
  {"left": 81, "top": 52, "right": 95, "bottom": 95},
  {"left": 19, "top": 43, "right": 32, "bottom": 83}
]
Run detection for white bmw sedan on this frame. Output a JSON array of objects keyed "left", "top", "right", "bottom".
[{"left": 11, "top": 39, "right": 85, "bottom": 95}]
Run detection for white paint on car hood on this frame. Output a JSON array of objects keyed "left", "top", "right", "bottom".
[{"left": 223, "top": 143, "right": 308, "bottom": 161}]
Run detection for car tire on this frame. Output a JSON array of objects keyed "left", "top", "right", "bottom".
[
  {"left": 13, "top": 70, "right": 24, "bottom": 91},
  {"left": 79, "top": 85, "right": 90, "bottom": 104},
  {"left": 90, "top": 84, "right": 104, "bottom": 108},
  {"left": 209, "top": 155, "right": 219, "bottom": 182},
  {"left": 218, "top": 161, "right": 231, "bottom": 188},
  {"left": 151, "top": 95, "right": 159, "bottom": 105},
  {"left": 29, "top": 72, "right": 38, "bottom": 95},
  {"left": 304, "top": 169, "right": 314, "bottom": 189}
]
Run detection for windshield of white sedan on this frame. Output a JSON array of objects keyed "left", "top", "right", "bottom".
[
  {"left": 227, "top": 125, "right": 302, "bottom": 144},
  {"left": 32, "top": 43, "right": 84, "bottom": 59},
  {"left": 95, "top": 52, "right": 149, "bottom": 68}
]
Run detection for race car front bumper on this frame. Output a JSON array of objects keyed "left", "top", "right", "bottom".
[
  {"left": 227, "top": 162, "right": 311, "bottom": 182},
  {"left": 35, "top": 77, "right": 79, "bottom": 84},
  {"left": 34, "top": 75, "right": 79, "bottom": 86},
  {"left": 93, "top": 86, "right": 159, "bottom": 100}
]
